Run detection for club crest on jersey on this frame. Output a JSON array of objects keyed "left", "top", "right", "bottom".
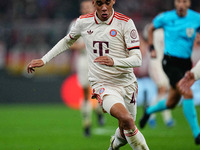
[
  {"left": 99, "top": 88, "right": 105, "bottom": 94},
  {"left": 130, "top": 29, "right": 137, "bottom": 39},
  {"left": 110, "top": 29, "right": 117, "bottom": 37},
  {"left": 186, "top": 28, "right": 194, "bottom": 38}
]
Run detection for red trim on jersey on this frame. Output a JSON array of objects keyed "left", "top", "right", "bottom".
[
  {"left": 94, "top": 15, "right": 99, "bottom": 24},
  {"left": 80, "top": 12, "right": 95, "bottom": 19},
  {"left": 114, "top": 12, "right": 130, "bottom": 22},
  {"left": 94, "top": 12, "right": 114, "bottom": 25},
  {"left": 115, "top": 12, "right": 130, "bottom": 19},
  {"left": 127, "top": 46, "right": 140, "bottom": 50},
  {"left": 114, "top": 16, "right": 129, "bottom": 22},
  {"left": 93, "top": 10, "right": 116, "bottom": 25},
  {"left": 108, "top": 13, "right": 115, "bottom": 25},
  {"left": 69, "top": 34, "right": 74, "bottom": 40}
]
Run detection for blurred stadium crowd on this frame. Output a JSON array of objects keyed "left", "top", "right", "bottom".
[{"left": 0, "top": 0, "right": 200, "bottom": 104}]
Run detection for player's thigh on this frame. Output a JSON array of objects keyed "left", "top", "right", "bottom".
[
  {"left": 102, "top": 93, "right": 125, "bottom": 115},
  {"left": 91, "top": 84, "right": 126, "bottom": 114}
]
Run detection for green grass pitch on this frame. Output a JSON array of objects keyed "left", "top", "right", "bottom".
[{"left": 0, "top": 104, "right": 199, "bottom": 150}]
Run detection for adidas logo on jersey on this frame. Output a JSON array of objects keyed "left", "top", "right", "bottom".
[{"left": 87, "top": 30, "right": 93, "bottom": 35}]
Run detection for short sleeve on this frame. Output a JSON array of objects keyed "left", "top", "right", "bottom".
[
  {"left": 153, "top": 13, "right": 165, "bottom": 29},
  {"left": 197, "top": 13, "right": 200, "bottom": 33}
]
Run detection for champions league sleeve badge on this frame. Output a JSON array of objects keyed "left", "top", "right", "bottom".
[{"left": 130, "top": 29, "right": 137, "bottom": 39}]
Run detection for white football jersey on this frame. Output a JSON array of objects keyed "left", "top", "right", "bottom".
[{"left": 67, "top": 9, "right": 140, "bottom": 86}]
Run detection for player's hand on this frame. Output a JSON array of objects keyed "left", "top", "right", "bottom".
[
  {"left": 27, "top": 59, "right": 44, "bottom": 73},
  {"left": 150, "top": 49, "right": 157, "bottom": 58},
  {"left": 178, "top": 71, "right": 195, "bottom": 94},
  {"left": 94, "top": 56, "right": 114, "bottom": 66}
]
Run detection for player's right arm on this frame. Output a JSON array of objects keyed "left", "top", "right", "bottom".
[
  {"left": 27, "top": 18, "right": 82, "bottom": 73},
  {"left": 149, "top": 12, "right": 166, "bottom": 58}
]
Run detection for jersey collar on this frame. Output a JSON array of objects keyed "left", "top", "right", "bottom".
[{"left": 94, "top": 9, "right": 115, "bottom": 25}]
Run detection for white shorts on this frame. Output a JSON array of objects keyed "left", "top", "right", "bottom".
[
  {"left": 91, "top": 82, "right": 138, "bottom": 121},
  {"left": 76, "top": 53, "right": 89, "bottom": 88},
  {"left": 149, "top": 58, "right": 169, "bottom": 88}
]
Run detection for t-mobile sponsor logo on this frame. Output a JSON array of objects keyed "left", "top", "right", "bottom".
[{"left": 93, "top": 41, "right": 109, "bottom": 56}]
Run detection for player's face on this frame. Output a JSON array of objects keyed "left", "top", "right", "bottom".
[
  {"left": 81, "top": 1, "right": 95, "bottom": 15},
  {"left": 93, "top": 0, "right": 115, "bottom": 21},
  {"left": 174, "top": 0, "right": 190, "bottom": 17}
]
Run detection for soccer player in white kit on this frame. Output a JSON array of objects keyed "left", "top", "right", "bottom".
[
  {"left": 145, "top": 27, "right": 174, "bottom": 127},
  {"left": 27, "top": 0, "right": 149, "bottom": 149}
]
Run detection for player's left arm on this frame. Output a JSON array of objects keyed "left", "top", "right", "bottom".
[
  {"left": 112, "top": 49, "right": 142, "bottom": 68},
  {"left": 190, "top": 31, "right": 200, "bottom": 80},
  {"left": 113, "top": 19, "right": 142, "bottom": 68},
  {"left": 94, "top": 49, "right": 142, "bottom": 68},
  {"left": 191, "top": 60, "right": 200, "bottom": 80},
  {"left": 178, "top": 55, "right": 200, "bottom": 94}
]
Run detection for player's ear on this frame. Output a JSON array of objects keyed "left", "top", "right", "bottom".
[
  {"left": 113, "top": 0, "right": 116, "bottom": 5},
  {"left": 174, "top": 0, "right": 177, "bottom": 7}
]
